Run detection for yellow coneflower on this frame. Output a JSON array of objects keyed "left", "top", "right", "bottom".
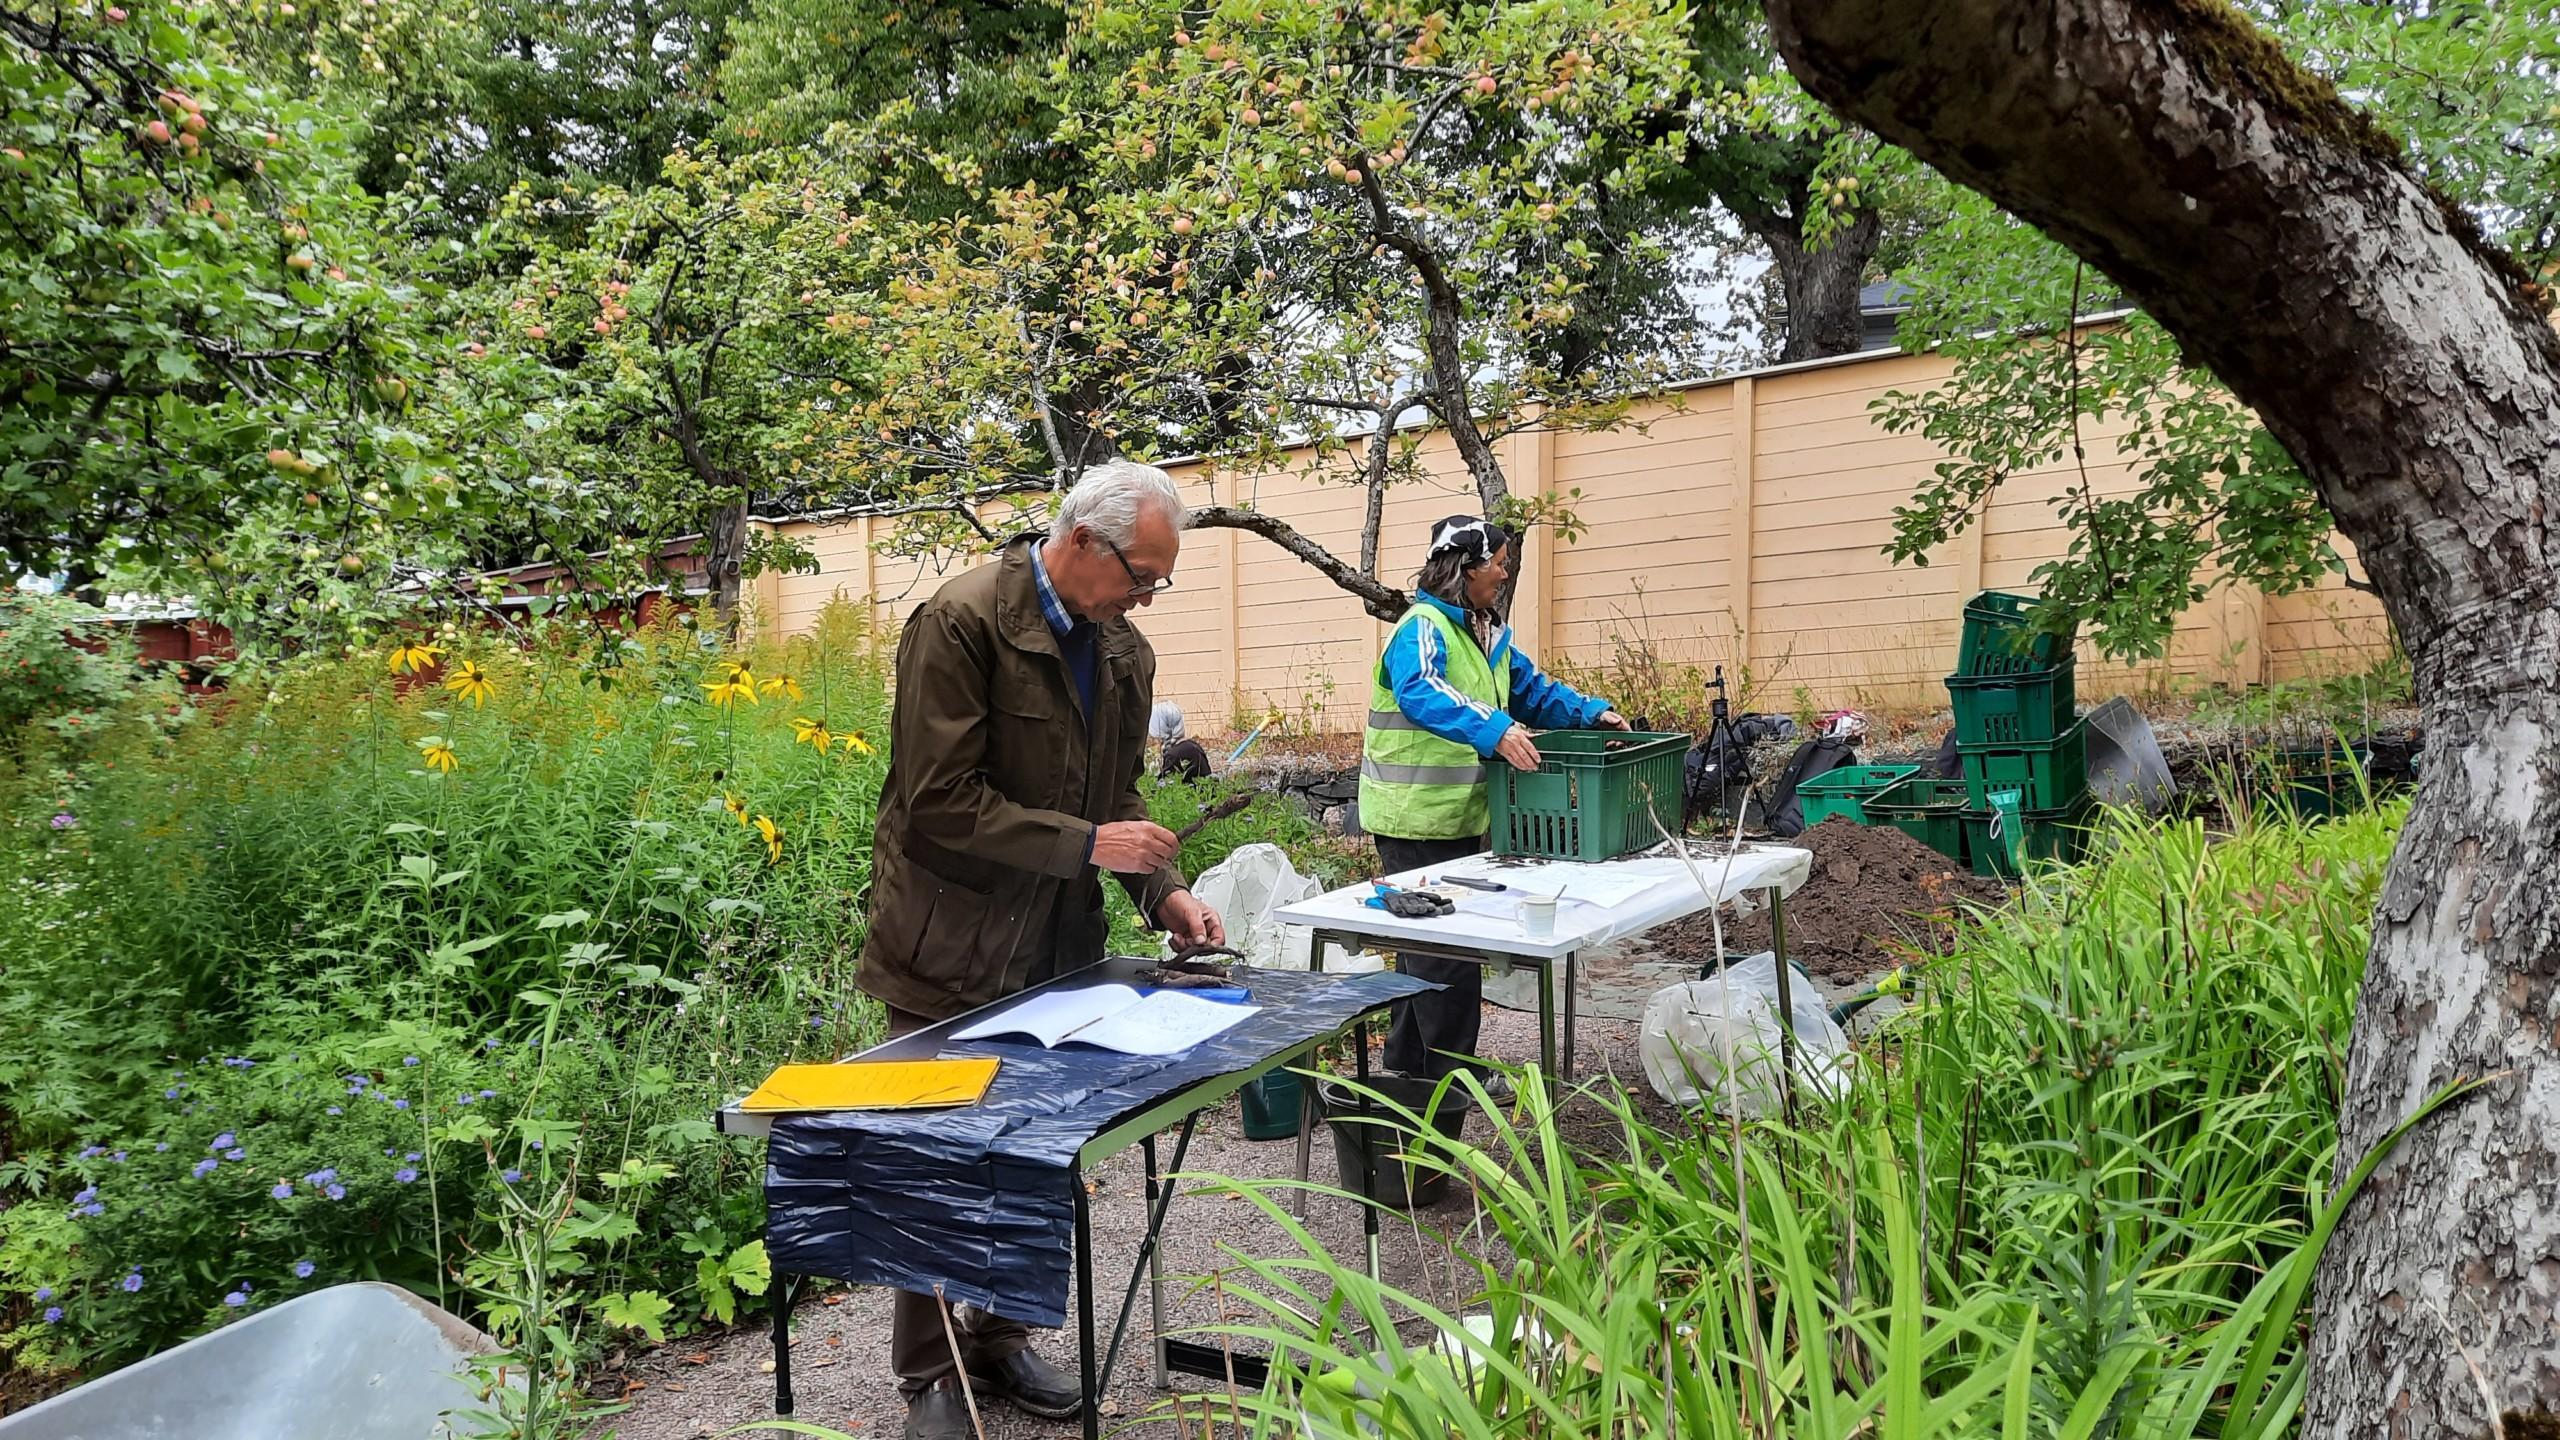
[
  {"left": 722, "top": 792, "right": 749, "bottom": 825},
  {"left": 790, "top": 716, "right": 834, "bottom": 751},
  {"left": 702, "top": 663, "right": 758, "bottom": 708},
  {"left": 443, "top": 659, "right": 496, "bottom": 708},
  {"left": 753, "top": 814, "right": 782, "bottom": 865},
  {"left": 417, "top": 736, "right": 458, "bottom": 773},
  {"left": 386, "top": 641, "right": 444, "bottom": 676},
  {"left": 837, "top": 729, "right": 874, "bottom": 757},
  {"left": 759, "top": 673, "right": 805, "bottom": 701}
]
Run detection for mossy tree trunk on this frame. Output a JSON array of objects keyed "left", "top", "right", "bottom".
[{"left": 1754, "top": 0, "right": 2560, "bottom": 1433}]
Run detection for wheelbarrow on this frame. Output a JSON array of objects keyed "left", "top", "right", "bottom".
[{"left": 0, "top": 1283, "right": 507, "bottom": 1439}]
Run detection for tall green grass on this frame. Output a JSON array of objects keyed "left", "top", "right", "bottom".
[{"left": 1178, "top": 800, "right": 2439, "bottom": 1437}]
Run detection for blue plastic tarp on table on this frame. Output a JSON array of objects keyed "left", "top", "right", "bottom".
[{"left": 764, "top": 967, "right": 1432, "bottom": 1327}]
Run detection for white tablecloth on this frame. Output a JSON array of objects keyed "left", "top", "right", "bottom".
[{"left": 1270, "top": 843, "right": 1812, "bottom": 962}]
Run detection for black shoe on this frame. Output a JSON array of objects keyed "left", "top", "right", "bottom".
[
  {"left": 975, "top": 1346, "right": 1084, "bottom": 1420},
  {"left": 904, "top": 1379, "right": 974, "bottom": 1440}
]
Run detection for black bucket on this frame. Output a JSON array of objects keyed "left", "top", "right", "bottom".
[{"left": 1314, "top": 1075, "right": 1473, "bottom": 1208}]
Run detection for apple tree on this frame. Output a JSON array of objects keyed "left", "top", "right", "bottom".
[{"left": 0, "top": 4, "right": 514, "bottom": 646}]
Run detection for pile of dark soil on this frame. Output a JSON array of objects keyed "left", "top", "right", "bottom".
[{"left": 1640, "top": 817, "right": 2006, "bottom": 984}]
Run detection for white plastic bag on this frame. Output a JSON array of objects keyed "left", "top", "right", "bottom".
[
  {"left": 1639, "top": 952, "right": 1853, "bottom": 1115},
  {"left": 1181, "top": 842, "right": 1320, "bottom": 967}
]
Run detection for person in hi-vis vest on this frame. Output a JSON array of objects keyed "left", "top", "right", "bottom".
[{"left": 1357, "top": 516, "right": 1629, "bottom": 1097}]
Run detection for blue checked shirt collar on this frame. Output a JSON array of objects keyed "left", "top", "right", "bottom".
[{"left": 1028, "top": 540, "right": 1075, "bottom": 638}]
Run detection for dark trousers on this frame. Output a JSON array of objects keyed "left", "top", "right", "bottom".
[
  {"left": 884, "top": 1004, "right": 1033, "bottom": 1394},
  {"left": 1373, "top": 833, "right": 1491, "bottom": 1079}
]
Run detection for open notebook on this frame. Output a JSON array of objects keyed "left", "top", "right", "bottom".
[{"left": 951, "top": 983, "right": 1259, "bottom": 1057}]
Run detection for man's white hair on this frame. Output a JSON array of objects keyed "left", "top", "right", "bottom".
[{"left": 1049, "top": 460, "right": 1186, "bottom": 545}]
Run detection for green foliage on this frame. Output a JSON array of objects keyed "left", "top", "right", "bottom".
[
  {"left": 1875, "top": 2, "right": 2556, "bottom": 655},
  {"left": 0, "top": 8, "right": 515, "bottom": 637},
  {"left": 1170, "top": 799, "right": 2415, "bottom": 1435},
  {"left": 0, "top": 592, "right": 159, "bottom": 743},
  {"left": 0, "top": 603, "right": 891, "bottom": 1377}
]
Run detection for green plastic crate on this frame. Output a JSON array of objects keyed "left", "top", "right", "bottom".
[
  {"left": 1863, "top": 775, "right": 1972, "bottom": 865},
  {"left": 1958, "top": 720, "right": 2090, "bottom": 812},
  {"left": 2254, "top": 746, "right": 2372, "bottom": 821},
  {"left": 1946, "top": 657, "right": 2077, "bottom": 746},
  {"left": 1489, "top": 730, "right": 1688, "bottom": 861},
  {"left": 1961, "top": 797, "right": 2091, "bottom": 879},
  {"left": 1796, "top": 764, "right": 1922, "bottom": 826},
  {"left": 1956, "top": 590, "right": 2077, "bottom": 678}
]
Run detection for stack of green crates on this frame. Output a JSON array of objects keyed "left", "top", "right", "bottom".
[
  {"left": 1948, "top": 591, "right": 2091, "bottom": 878},
  {"left": 1863, "top": 776, "right": 1972, "bottom": 866},
  {"left": 1796, "top": 764, "right": 1920, "bottom": 826}
]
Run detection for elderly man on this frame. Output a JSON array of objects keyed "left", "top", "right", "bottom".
[{"left": 857, "top": 460, "right": 1226, "bottom": 1440}]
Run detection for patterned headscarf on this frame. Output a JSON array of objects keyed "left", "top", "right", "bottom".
[{"left": 1427, "top": 515, "right": 1511, "bottom": 567}]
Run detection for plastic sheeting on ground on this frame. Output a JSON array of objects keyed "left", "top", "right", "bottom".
[{"left": 763, "top": 967, "right": 1433, "bottom": 1327}]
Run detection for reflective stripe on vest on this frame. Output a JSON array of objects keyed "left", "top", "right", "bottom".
[
  {"left": 1359, "top": 755, "right": 1487, "bottom": 787},
  {"left": 1358, "top": 603, "right": 1511, "bottom": 841}
]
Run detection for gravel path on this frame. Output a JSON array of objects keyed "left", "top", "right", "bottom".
[{"left": 607, "top": 1004, "right": 1676, "bottom": 1440}]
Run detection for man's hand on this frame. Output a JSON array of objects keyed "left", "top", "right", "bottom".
[
  {"left": 1496, "top": 724, "right": 1543, "bottom": 773},
  {"left": 1093, "top": 819, "right": 1180, "bottom": 874},
  {"left": 1156, "top": 889, "right": 1226, "bottom": 949},
  {"left": 1595, "top": 709, "right": 1633, "bottom": 732}
]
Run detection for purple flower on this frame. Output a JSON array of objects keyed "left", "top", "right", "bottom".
[
  {"left": 293, "top": 1260, "right": 316, "bottom": 1279},
  {"left": 456, "top": 1093, "right": 472, "bottom": 1105},
  {"left": 110, "top": 1151, "right": 128, "bottom": 1163},
  {"left": 42, "top": 1306, "right": 63, "bottom": 1323},
  {"left": 51, "top": 813, "right": 75, "bottom": 829},
  {"left": 224, "top": 1148, "right": 246, "bottom": 1162},
  {"left": 391, "top": 1099, "right": 409, "bottom": 1111},
  {"left": 500, "top": 1169, "right": 523, "bottom": 1184},
  {"left": 77, "top": 1203, "right": 103, "bottom": 1218},
  {"left": 154, "top": 1142, "right": 170, "bottom": 1153},
  {"left": 223, "top": 1290, "right": 247, "bottom": 1308},
  {"left": 529, "top": 1140, "right": 544, "bottom": 1151},
  {"left": 210, "top": 1132, "right": 235, "bottom": 1151},
  {"left": 271, "top": 1182, "right": 294, "bottom": 1200},
  {"left": 71, "top": 1187, "right": 97, "bottom": 1206},
  {"left": 34, "top": 1287, "right": 52, "bottom": 1302},
  {"left": 326, "top": 1106, "right": 342, "bottom": 1116},
  {"left": 164, "top": 1086, "right": 181, "bottom": 1099},
  {"left": 347, "top": 1075, "right": 370, "bottom": 1090},
  {"left": 304, "top": 1168, "right": 337, "bottom": 1185},
  {"left": 483, "top": 1038, "right": 501, "bottom": 1051},
  {"left": 323, "top": 1184, "right": 345, "bottom": 1201},
  {"left": 122, "top": 1271, "right": 144, "bottom": 1293},
  {"left": 402, "top": 1056, "right": 419, "bottom": 1068},
  {"left": 404, "top": 1152, "right": 421, "bottom": 1163},
  {"left": 477, "top": 1089, "right": 496, "bottom": 1099},
  {"left": 222, "top": 1057, "right": 254, "bottom": 1069},
  {"left": 394, "top": 1167, "right": 419, "bottom": 1184},
  {"left": 79, "top": 1146, "right": 105, "bottom": 1159},
  {"left": 192, "top": 1158, "right": 219, "bottom": 1179}
]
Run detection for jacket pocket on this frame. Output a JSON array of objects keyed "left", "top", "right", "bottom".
[
  {"left": 869, "top": 859, "right": 990, "bottom": 993},
  {"left": 989, "top": 677, "right": 1065, "bottom": 810}
]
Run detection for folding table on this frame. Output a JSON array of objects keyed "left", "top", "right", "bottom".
[
  {"left": 1270, "top": 843, "right": 1814, "bottom": 1081},
  {"left": 713, "top": 956, "right": 1430, "bottom": 1440}
]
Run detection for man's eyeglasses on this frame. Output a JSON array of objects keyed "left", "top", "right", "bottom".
[{"left": 1097, "top": 535, "right": 1175, "bottom": 597}]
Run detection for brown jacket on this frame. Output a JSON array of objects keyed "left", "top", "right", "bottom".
[{"left": 856, "top": 536, "right": 1185, "bottom": 1020}]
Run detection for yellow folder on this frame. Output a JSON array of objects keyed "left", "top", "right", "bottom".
[{"left": 739, "top": 1057, "right": 1000, "bottom": 1114}]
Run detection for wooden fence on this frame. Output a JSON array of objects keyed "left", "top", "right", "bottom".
[{"left": 752, "top": 341, "right": 2391, "bottom": 732}]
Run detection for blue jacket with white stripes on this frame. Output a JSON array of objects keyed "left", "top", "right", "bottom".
[{"left": 1380, "top": 592, "right": 1609, "bottom": 756}]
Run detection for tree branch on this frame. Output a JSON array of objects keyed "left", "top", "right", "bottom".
[{"left": 1188, "top": 503, "right": 1406, "bottom": 621}]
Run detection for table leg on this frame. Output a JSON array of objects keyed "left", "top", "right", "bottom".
[
  {"left": 1145, "top": 1135, "right": 1168, "bottom": 1391},
  {"left": 1535, "top": 951, "right": 1559, "bottom": 1083},
  {"left": 1562, "top": 948, "right": 1580, "bottom": 1081},
  {"left": 1075, "top": 1177, "right": 1099, "bottom": 1440},
  {"left": 1355, "top": 1017, "right": 1380, "bottom": 1281},
  {"left": 1768, "top": 887, "right": 1799, "bottom": 1127},
  {"left": 1292, "top": 1057, "right": 1316, "bottom": 1222},
  {"left": 770, "top": 1270, "right": 796, "bottom": 1416}
]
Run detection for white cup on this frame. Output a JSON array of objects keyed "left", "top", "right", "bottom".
[{"left": 1517, "top": 893, "right": 1559, "bottom": 939}]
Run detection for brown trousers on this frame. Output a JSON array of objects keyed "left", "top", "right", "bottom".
[{"left": 885, "top": 1004, "right": 1034, "bottom": 1394}]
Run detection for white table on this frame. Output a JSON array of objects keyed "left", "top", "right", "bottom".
[{"left": 1272, "top": 843, "right": 1812, "bottom": 1080}]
